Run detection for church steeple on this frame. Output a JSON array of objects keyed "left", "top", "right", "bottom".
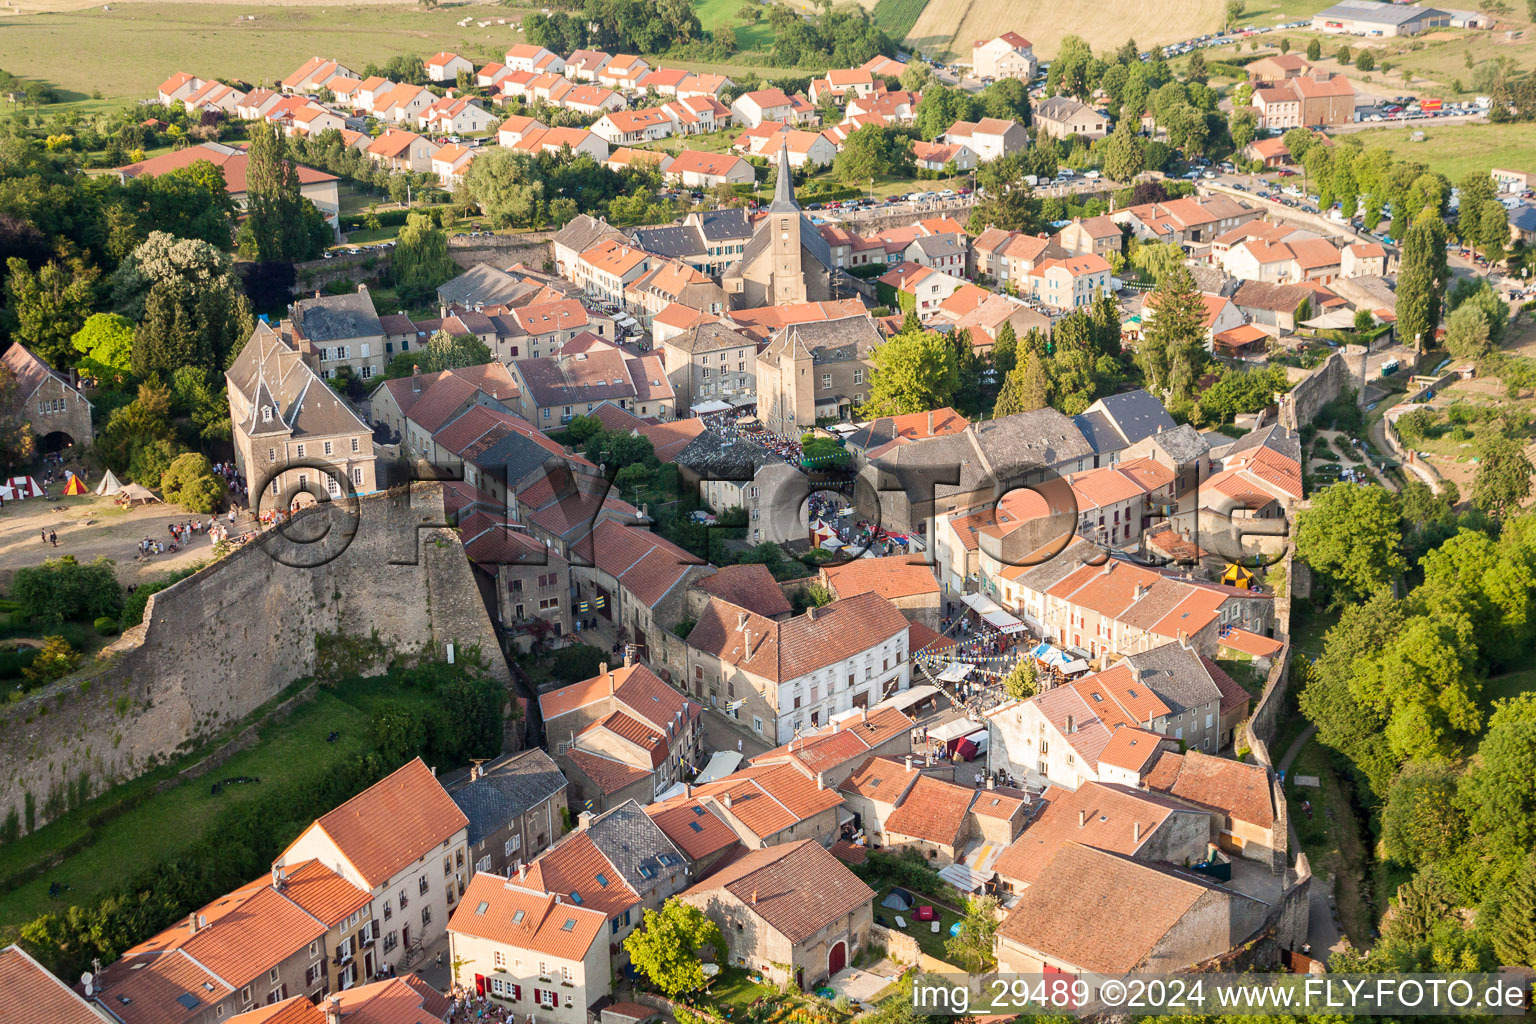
[{"left": 769, "top": 142, "right": 798, "bottom": 213}]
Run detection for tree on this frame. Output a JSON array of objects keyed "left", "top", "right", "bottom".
[
  {"left": 1129, "top": 240, "right": 1187, "bottom": 285},
  {"left": 1491, "top": 852, "right": 1536, "bottom": 970},
  {"left": 1336, "top": 44, "right": 1353, "bottom": 66},
  {"left": 1356, "top": 49, "right": 1375, "bottom": 72},
  {"left": 994, "top": 349, "right": 1051, "bottom": 416},
  {"left": 1443, "top": 301, "right": 1493, "bottom": 360},
  {"left": 834, "top": 124, "right": 913, "bottom": 184},
  {"left": 859, "top": 328, "right": 959, "bottom": 417},
  {"left": 1306, "top": 38, "right": 1322, "bottom": 61},
  {"left": 1187, "top": 50, "right": 1208, "bottom": 85},
  {"left": 1353, "top": 307, "right": 1376, "bottom": 333},
  {"left": 160, "top": 452, "right": 227, "bottom": 513},
  {"left": 3, "top": 257, "right": 98, "bottom": 369},
  {"left": 1140, "top": 264, "right": 1208, "bottom": 401},
  {"left": 1458, "top": 695, "right": 1536, "bottom": 870},
  {"left": 0, "top": 364, "right": 36, "bottom": 472},
  {"left": 464, "top": 148, "right": 546, "bottom": 228},
  {"left": 966, "top": 152, "right": 1042, "bottom": 234},
  {"left": 1471, "top": 434, "right": 1532, "bottom": 518},
  {"left": 385, "top": 331, "right": 492, "bottom": 377},
  {"left": 12, "top": 556, "right": 123, "bottom": 629},
  {"left": 239, "top": 122, "right": 329, "bottom": 262},
  {"left": 1294, "top": 483, "right": 1405, "bottom": 600},
  {"left": 1229, "top": 108, "right": 1258, "bottom": 151},
  {"left": 623, "top": 900, "right": 725, "bottom": 999},
  {"left": 736, "top": 2, "right": 760, "bottom": 20},
  {"left": 1396, "top": 216, "right": 1448, "bottom": 352},
  {"left": 945, "top": 894, "right": 1001, "bottom": 971},
  {"left": 1001, "top": 657, "right": 1038, "bottom": 700},
  {"left": 21, "top": 635, "right": 81, "bottom": 687},
  {"left": 70, "top": 313, "right": 137, "bottom": 385},
  {"left": 96, "top": 381, "right": 178, "bottom": 477},
  {"left": 392, "top": 213, "right": 459, "bottom": 308},
  {"left": 1282, "top": 126, "right": 1318, "bottom": 164},
  {"left": 1381, "top": 761, "right": 1467, "bottom": 869},
  {"left": 1098, "top": 117, "right": 1145, "bottom": 183},
  {"left": 1280, "top": 36, "right": 1290, "bottom": 54}
]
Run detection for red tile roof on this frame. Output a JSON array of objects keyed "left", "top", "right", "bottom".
[
  {"left": 524, "top": 831, "right": 642, "bottom": 916},
  {"left": 565, "top": 749, "right": 652, "bottom": 795},
  {"left": 1144, "top": 750, "right": 1274, "bottom": 828},
  {"left": 838, "top": 755, "right": 920, "bottom": 803},
  {"left": 0, "top": 945, "right": 108, "bottom": 1024},
  {"left": 821, "top": 554, "right": 939, "bottom": 602},
  {"left": 682, "top": 840, "right": 873, "bottom": 943},
  {"left": 276, "top": 859, "right": 371, "bottom": 926},
  {"left": 990, "top": 782, "right": 1187, "bottom": 887},
  {"left": 449, "top": 874, "right": 608, "bottom": 959},
  {"left": 646, "top": 799, "right": 741, "bottom": 861},
  {"left": 883, "top": 774, "right": 976, "bottom": 846},
  {"left": 754, "top": 707, "right": 917, "bottom": 776},
  {"left": 686, "top": 591, "right": 909, "bottom": 684},
  {"left": 694, "top": 563, "right": 794, "bottom": 618},
  {"left": 294, "top": 757, "right": 467, "bottom": 888}
]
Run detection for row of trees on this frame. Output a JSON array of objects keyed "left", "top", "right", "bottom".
[{"left": 523, "top": 0, "right": 705, "bottom": 58}]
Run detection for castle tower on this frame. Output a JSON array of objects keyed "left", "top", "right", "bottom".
[{"left": 767, "top": 143, "right": 808, "bottom": 307}]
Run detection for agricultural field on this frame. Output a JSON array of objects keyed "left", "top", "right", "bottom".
[
  {"left": 872, "top": 0, "right": 929, "bottom": 44},
  {"left": 0, "top": 2, "right": 535, "bottom": 110},
  {"left": 903, "top": 0, "right": 1227, "bottom": 61},
  {"left": 693, "top": 0, "right": 780, "bottom": 52},
  {"left": 1339, "top": 120, "right": 1536, "bottom": 181}
]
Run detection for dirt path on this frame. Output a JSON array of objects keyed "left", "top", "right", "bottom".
[{"left": 0, "top": 493, "right": 230, "bottom": 588}]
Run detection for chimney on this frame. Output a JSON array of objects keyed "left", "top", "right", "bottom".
[
  {"left": 1078, "top": 809, "right": 1086, "bottom": 829},
  {"left": 518, "top": 862, "right": 528, "bottom": 881},
  {"left": 737, "top": 612, "right": 748, "bottom": 631},
  {"left": 723, "top": 791, "right": 733, "bottom": 808},
  {"left": 1066, "top": 714, "right": 1074, "bottom": 734},
  {"left": 904, "top": 754, "right": 914, "bottom": 772},
  {"left": 1133, "top": 820, "right": 1142, "bottom": 843},
  {"left": 326, "top": 996, "right": 342, "bottom": 1024},
  {"left": 1133, "top": 583, "right": 1147, "bottom": 601},
  {"left": 187, "top": 912, "right": 200, "bottom": 935},
  {"left": 861, "top": 705, "right": 869, "bottom": 724},
  {"left": 751, "top": 889, "right": 758, "bottom": 906},
  {"left": 743, "top": 628, "right": 753, "bottom": 653},
  {"left": 684, "top": 782, "right": 692, "bottom": 797},
  {"left": 817, "top": 772, "right": 825, "bottom": 790},
  {"left": 609, "top": 668, "right": 617, "bottom": 694},
  {"left": 806, "top": 606, "right": 816, "bottom": 621},
  {"left": 986, "top": 775, "right": 995, "bottom": 790},
  {"left": 271, "top": 865, "right": 283, "bottom": 890},
  {"left": 578, "top": 811, "right": 594, "bottom": 830},
  {"left": 927, "top": 410, "right": 934, "bottom": 434},
  {"left": 600, "top": 661, "right": 608, "bottom": 679},
  {"left": 430, "top": 765, "right": 437, "bottom": 778}
]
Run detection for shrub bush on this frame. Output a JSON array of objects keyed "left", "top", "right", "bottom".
[{"left": 94, "top": 617, "right": 119, "bottom": 636}]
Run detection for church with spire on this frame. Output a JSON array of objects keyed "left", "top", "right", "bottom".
[{"left": 721, "top": 143, "right": 846, "bottom": 310}]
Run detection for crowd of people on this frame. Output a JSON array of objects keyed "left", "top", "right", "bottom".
[
  {"left": 136, "top": 509, "right": 251, "bottom": 559},
  {"left": 443, "top": 987, "right": 531, "bottom": 1024},
  {"left": 211, "top": 461, "right": 249, "bottom": 506}
]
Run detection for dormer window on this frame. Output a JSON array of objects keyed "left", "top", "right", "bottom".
[{"left": 261, "top": 406, "right": 273, "bottom": 423}]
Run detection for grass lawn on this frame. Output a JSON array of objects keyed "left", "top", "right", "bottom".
[
  {"left": 694, "top": 0, "right": 779, "bottom": 52},
  {"left": 0, "top": 677, "right": 437, "bottom": 929},
  {"left": 905, "top": 0, "right": 1225, "bottom": 61},
  {"left": 872, "top": 883, "right": 963, "bottom": 963},
  {"left": 3, "top": 2, "right": 545, "bottom": 113},
  {"left": 705, "top": 967, "right": 782, "bottom": 1016},
  {"left": 1340, "top": 121, "right": 1536, "bottom": 182},
  {"left": 1216, "top": 655, "right": 1267, "bottom": 698},
  {"left": 1483, "top": 665, "right": 1536, "bottom": 706},
  {"left": 1288, "top": 598, "right": 1338, "bottom": 663}
]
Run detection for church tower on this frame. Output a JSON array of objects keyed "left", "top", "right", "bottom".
[{"left": 767, "top": 143, "right": 808, "bottom": 307}]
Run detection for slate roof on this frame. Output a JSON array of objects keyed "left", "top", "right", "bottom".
[
  {"left": 1084, "top": 390, "right": 1178, "bottom": 448},
  {"left": 293, "top": 289, "right": 382, "bottom": 342},
  {"left": 695, "top": 208, "right": 753, "bottom": 241},
  {"left": 448, "top": 749, "right": 568, "bottom": 846},
  {"left": 631, "top": 223, "right": 707, "bottom": 260},
  {"left": 227, "top": 321, "right": 371, "bottom": 442},
  {"left": 682, "top": 840, "right": 873, "bottom": 943},
  {"left": 581, "top": 799, "right": 688, "bottom": 891},
  {"left": 1120, "top": 643, "right": 1226, "bottom": 717},
  {"left": 1143, "top": 423, "right": 1209, "bottom": 463}
]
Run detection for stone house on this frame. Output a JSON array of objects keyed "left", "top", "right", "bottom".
[
  {"left": 448, "top": 749, "right": 569, "bottom": 879},
  {"left": 1142, "top": 749, "right": 1281, "bottom": 866},
  {"left": 819, "top": 555, "right": 941, "bottom": 630},
  {"left": 448, "top": 875, "right": 610, "bottom": 1024},
  {"left": 754, "top": 315, "right": 881, "bottom": 434},
  {"left": 1033, "top": 96, "right": 1109, "bottom": 140},
  {"left": 2, "top": 343, "right": 92, "bottom": 451},
  {"left": 679, "top": 840, "right": 874, "bottom": 989}
]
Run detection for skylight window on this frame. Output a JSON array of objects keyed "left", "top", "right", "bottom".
[
  {"left": 570, "top": 891, "right": 584, "bottom": 904},
  {"left": 689, "top": 821, "right": 704, "bottom": 832},
  {"left": 513, "top": 909, "right": 526, "bottom": 924},
  {"left": 596, "top": 873, "right": 609, "bottom": 887},
  {"left": 638, "top": 864, "right": 654, "bottom": 879},
  {"left": 561, "top": 918, "right": 577, "bottom": 931},
  {"left": 476, "top": 901, "right": 490, "bottom": 915}
]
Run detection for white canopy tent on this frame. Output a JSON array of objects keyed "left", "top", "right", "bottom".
[
  {"left": 1302, "top": 309, "right": 1367, "bottom": 330},
  {"left": 690, "top": 399, "right": 732, "bottom": 415},
  {"left": 960, "top": 592, "right": 1028, "bottom": 634},
  {"left": 95, "top": 469, "right": 124, "bottom": 496},
  {"left": 927, "top": 717, "right": 980, "bottom": 745},
  {"left": 693, "top": 750, "right": 742, "bottom": 784},
  {"left": 935, "top": 662, "right": 974, "bottom": 684}
]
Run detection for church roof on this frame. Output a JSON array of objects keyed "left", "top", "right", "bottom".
[{"left": 769, "top": 141, "right": 798, "bottom": 214}]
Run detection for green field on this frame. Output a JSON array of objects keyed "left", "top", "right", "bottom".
[
  {"left": 0, "top": 2, "right": 535, "bottom": 109},
  {"left": 872, "top": 0, "right": 929, "bottom": 43},
  {"left": 1342, "top": 120, "right": 1536, "bottom": 182},
  {"left": 694, "top": 0, "right": 779, "bottom": 52},
  {"left": 0, "top": 677, "right": 428, "bottom": 929}
]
